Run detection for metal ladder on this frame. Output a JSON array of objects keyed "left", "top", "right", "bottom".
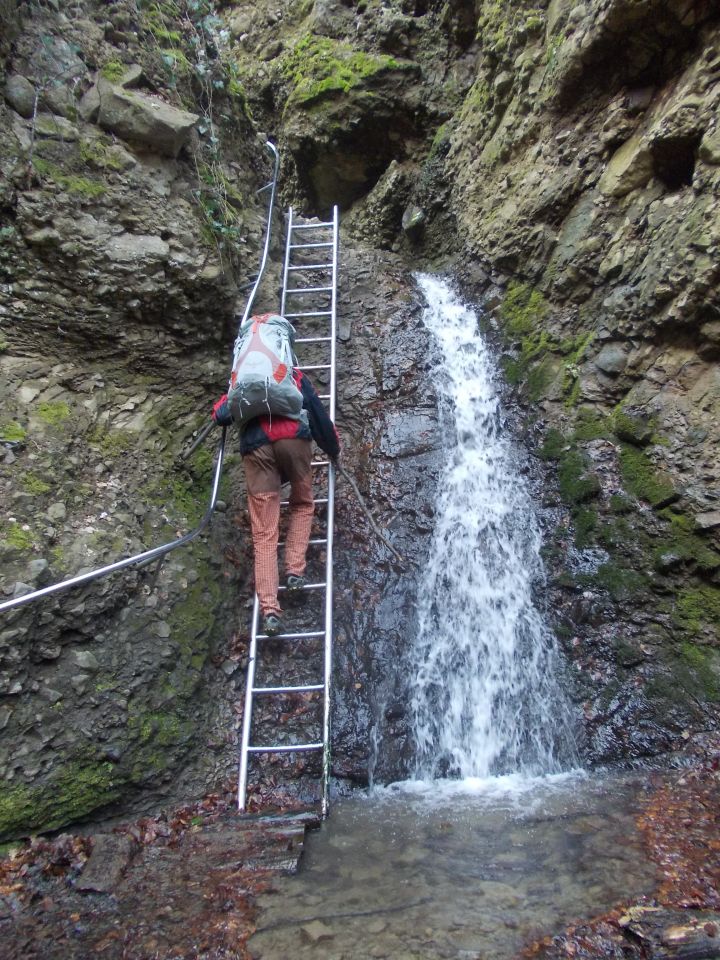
[{"left": 237, "top": 206, "right": 339, "bottom": 818}]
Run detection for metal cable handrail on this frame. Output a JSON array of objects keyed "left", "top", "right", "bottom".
[{"left": 0, "top": 141, "right": 281, "bottom": 616}]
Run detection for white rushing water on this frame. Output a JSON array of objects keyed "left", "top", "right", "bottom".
[{"left": 409, "top": 276, "right": 577, "bottom": 781}]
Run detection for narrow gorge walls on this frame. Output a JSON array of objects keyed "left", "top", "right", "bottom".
[{"left": 2, "top": 0, "right": 719, "bottom": 838}]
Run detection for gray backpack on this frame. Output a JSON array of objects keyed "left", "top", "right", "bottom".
[{"left": 227, "top": 313, "right": 303, "bottom": 427}]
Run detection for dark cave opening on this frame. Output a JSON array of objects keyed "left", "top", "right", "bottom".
[{"left": 651, "top": 133, "right": 702, "bottom": 192}]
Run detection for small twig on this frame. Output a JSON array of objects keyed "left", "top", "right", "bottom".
[{"left": 334, "top": 461, "right": 407, "bottom": 566}]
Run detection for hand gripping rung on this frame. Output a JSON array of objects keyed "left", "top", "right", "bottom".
[
  {"left": 252, "top": 683, "right": 324, "bottom": 694},
  {"left": 247, "top": 743, "right": 323, "bottom": 753}
]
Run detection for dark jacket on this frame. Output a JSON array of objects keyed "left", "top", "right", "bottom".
[{"left": 213, "top": 371, "right": 340, "bottom": 458}]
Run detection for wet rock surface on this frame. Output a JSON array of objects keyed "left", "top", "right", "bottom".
[{"left": 0, "top": 792, "right": 320, "bottom": 960}]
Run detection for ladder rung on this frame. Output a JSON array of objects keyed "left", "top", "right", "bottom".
[
  {"left": 318, "top": 394, "right": 330, "bottom": 400},
  {"left": 285, "top": 311, "right": 333, "bottom": 318},
  {"left": 298, "top": 364, "right": 331, "bottom": 371},
  {"left": 252, "top": 683, "right": 324, "bottom": 694},
  {"left": 287, "top": 264, "right": 332, "bottom": 271},
  {"left": 257, "top": 629, "right": 325, "bottom": 640},
  {"left": 311, "top": 461, "right": 329, "bottom": 467},
  {"left": 292, "top": 221, "right": 334, "bottom": 230},
  {"left": 247, "top": 743, "right": 323, "bottom": 753},
  {"left": 296, "top": 336, "right": 332, "bottom": 343},
  {"left": 285, "top": 286, "right": 333, "bottom": 294},
  {"left": 256, "top": 182, "right": 272, "bottom": 194},
  {"left": 289, "top": 242, "right": 334, "bottom": 249},
  {"left": 278, "top": 581, "right": 327, "bottom": 592},
  {"left": 278, "top": 537, "right": 327, "bottom": 546},
  {"left": 281, "top": 497, "right": 328, "bottom": 506}
]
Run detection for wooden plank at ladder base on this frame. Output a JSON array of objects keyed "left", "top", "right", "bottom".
[{"left": 237, "top": 205, "right": 340, "bottom": 819}]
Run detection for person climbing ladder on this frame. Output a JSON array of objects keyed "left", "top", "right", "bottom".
[{"left": 212, "top": 313, "right": 340, "bottom": 637}]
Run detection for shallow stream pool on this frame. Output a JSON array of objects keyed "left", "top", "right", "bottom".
[{"left": 249, "top": 772, "right": 659, "bottom": 960}]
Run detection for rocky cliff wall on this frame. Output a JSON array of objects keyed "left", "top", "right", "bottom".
[
  {"left": 223, "top": 0, "right": 720, "bottom": 770},
  {"left": 0, "top": 0, "right": 275, "bottom": 839}
]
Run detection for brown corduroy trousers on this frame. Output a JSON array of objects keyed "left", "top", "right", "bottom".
[{"left": 243, "top": 438, "right": 314, "bottom": 616}]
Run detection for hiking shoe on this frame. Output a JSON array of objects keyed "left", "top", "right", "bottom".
[
  {"left": 286, "top": 574, "right": 307, "bottom": 597},
  {"left": 262, "top": 613, "right": 284, "bottom": 637}
]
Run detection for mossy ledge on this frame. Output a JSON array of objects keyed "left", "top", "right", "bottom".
[
  {"left": 0, "top": 761, "right": 122, "bottom": 842},
  {"left": 281, "top": 35, "right": 411, "bottom": 108}
]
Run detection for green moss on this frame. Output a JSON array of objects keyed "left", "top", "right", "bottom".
[
  {"left": 611, "top": 407, "right": 654, "bottom": 447},
  {"left": 680, "top": 643, "right": 720, "bottom": 700},
  {"left": 676, "top": 585, "right": 720, "bottom": 634},
  {"left": 282, "top": 35, "right": 407, "bottom": 107},
  {"left": 580, "top": 561, "right": 646, "bottom": 601},
  {"left": 100, "top": 59, "right": 126, "bottom": 82},
  {"left": 59, "top": 175, "right": 106, "bottom": 198},
  {"left": 0, "top": 760, "right": 122, "bottom": 841},
  {"left": 653, "top": 509, "right": 720, "bottom": 575},
  {"left": 545, "top": 33, "right": 564, "bottom": 68},
  {"left": 32, "top": 159, "right": 106, "bottom": 198},
  {"left": 557, "top": 449, "right": 600, "bottom": 504},
  {"left": 597, "top": 516, "right": 635, "bottom": 552},
  {"left": 89, "top": 426, "right": 135, "bottom": 457},
  {"left": 648, "top": 643, "right": 720, "bottom": 706},
  {"left": 619, "top": 445, "right": 676, "bottom": 508},
  {"left": 609, "top": 493, "right": 633, "bottom": 514},
  {"left": 78, "top": 137, "right": 126, "bottom": 171},
  {"left": 21, "top": 472, "right": 51, "bottom": 496},
  {"left": 572, "top": 408, "right": 610, "bottom": 442},
  {"left": 4, "top": 524, "right": 33, "bottom": 551},
  {"left": 526, "top": 356, "right": 557, "bottom": 402},
  {"left": 477, "top": 0, "right": 542, "bottom": 55},
  {"left": 500, "top": 282, "right": 548, "bottom": 337},
  {"left": 429, "top": 121, "right": 451, "bottom": 158},
  {"left": 574, "top": 506, "right": 598, "bottom": 548},
  {"left": 0, "top": 335, "right": 9, "bottom": 352},
  {"left": 559, "top": 332, "right": 594, "bottom": 407},
  {"left": 0, "top": 421, "right": 26, "bottom": 442},
  {"left": 37, "top": 401, "right": 70, "bottom": 426},
  {"left": 160, "top": 47, "right": 191, "bottom": 74},
  {"left": 539, "top": 427, "right": 567, "bottom": 461},
  {"left": 460, "top": 76, "right": 490, "bottom": 121}
]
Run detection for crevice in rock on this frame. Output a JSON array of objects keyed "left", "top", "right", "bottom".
[{"left": 651, "top": 132, "right": 702, "bottom": 191}]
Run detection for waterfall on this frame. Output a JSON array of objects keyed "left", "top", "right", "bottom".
[{"left": 409, "top": 276, "right": 578, "bottom": 781}]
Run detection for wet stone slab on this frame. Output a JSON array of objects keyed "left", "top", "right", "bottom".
[{"left": 248, "top": 773, "right": 661, "bottom": 960}]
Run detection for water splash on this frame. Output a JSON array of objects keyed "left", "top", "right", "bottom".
[{"left": 409, "top": 276, "right": 578, "bottom": 780}]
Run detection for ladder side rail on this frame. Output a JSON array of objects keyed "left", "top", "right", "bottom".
[
  {"left": 280, "top": 206, "right": 294, "bottom": 318},
  {"left": 232, "top": 142, "right": 281, "bottom": 367},
  {"left": 238, "top": 594, "right": 261, "bottom": 811},
  {"left": 321, "top": 205, "right": 340, "bottom": 817},
  {"left": 0, "top": 429, "right": 227, "bottom": 615}
]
